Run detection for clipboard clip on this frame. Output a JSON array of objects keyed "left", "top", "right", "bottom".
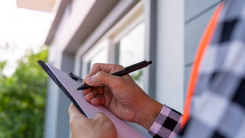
[{"left": 67, "top": 72, "right": 83, "bottom": 82}]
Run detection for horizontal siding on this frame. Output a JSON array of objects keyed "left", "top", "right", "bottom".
[
  {"left": 184, "top": 64, "right": 192, "bottom": 95},
  {"left": 185, "top": 6, "right": 216, "bottom": 65},
  {"left": 184, "top": 1, "right": 221, "bottom": 96},
  {"left": 185, "top": 0, "right": 220, "bottom": 22}
]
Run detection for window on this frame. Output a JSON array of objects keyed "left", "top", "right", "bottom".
[
  {"left": 86, "top": 47, "right": 108, "bottom": 74},
  {"left": 81, "top": 1, "right": 146, "bottom": 90},
  {"left": 82, "top": 39, "right": 109, "bottom": 77},
  {"left": 115, "top": 22, "right": 145, "bottom": 88}
]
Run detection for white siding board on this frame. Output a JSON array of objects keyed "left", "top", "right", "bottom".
[{"left": 156, "top": 0, "right": 184, "bottom": 113}]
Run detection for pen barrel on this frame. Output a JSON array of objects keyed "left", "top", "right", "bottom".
[
  {"left": 113, "top": 66, "right": 146, "bottom": 76},
  {"left": 113, "top": 61, "right": 152, "bottom": 76},
  {"left": 77, "top": 84, "right": 93, "bottom": 90},
  {"left": 124, "top": 60, "right": 147, "bottom": 70},
  {"left": 77, "top": 61, "right": 152, "bottom": 90}
]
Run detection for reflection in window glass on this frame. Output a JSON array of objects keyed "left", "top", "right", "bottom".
[
  {"left": 87, "top": 48, "right": 107, "bottom": 74},
  {"left": 116, "top": 22, "right": 145, "bottom": 88}
]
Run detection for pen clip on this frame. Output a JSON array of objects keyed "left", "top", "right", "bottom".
[{"left": 67, "top": 72, "right": 83, "bottom": 82}]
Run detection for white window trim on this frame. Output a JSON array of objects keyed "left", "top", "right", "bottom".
[
  {"left": 81, "top": 39, "right": 110, "bottom": 77},
  {"left": 112, "top": 13, "right": 144, "bottom": 46},
  {"left": 108, "top": 1, "right": 144, "bottom": 45},
  {"left": 81, "top": 1, "right": 145, "bottom": 78}
]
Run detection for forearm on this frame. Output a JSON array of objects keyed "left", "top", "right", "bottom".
[
  {"left": 134, "top": 97, "right": 163, "bottom": 130},
  {"left": 134, "top": 97, "right": 182, "bottom": 138}
]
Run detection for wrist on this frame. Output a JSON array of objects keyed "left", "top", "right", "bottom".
[{"left": 134, "top": 97, "right": 163, "bottom": 130}]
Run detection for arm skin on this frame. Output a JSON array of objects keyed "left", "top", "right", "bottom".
[
  {"left": 82, "top": 63, "right": 163, "bottom": 130},
  {"left": 68, "top": 63, "right": 163, "bottom": 138},
  {"left": 68, "top": 103, "right": 118, "bottom": 138}
]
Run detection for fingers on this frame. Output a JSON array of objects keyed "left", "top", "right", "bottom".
[
  {"left": 69, "top": 104, "right": 80, "bottom": 117},
  {"left": 85, "top": 71, "right": 124, "bottom": 88},
  {"left": 90, "top": 95, "right": 105, "bottom": 106},
  {"left": 82, "top": 86, "right": 103, "bottom": 96},
  {"left": 93, "top": 112, "right": 110, "bottom": 121},
  {"left": 85, "top": 93, "right": 105, "bottom": 106},
  {"left": 84, "top": 90, "right": 97, "bottom": 102},
  {"left": 82, "top": 86, "right": 112, "bottom": 108},
  {"left": 82, "top": 63, "right": 124, "bottom": 84},
  {"left": 68, "top": 103, "right": 87, "bottom": 121},
  {"left": 69, "top": 103, "right": 109, "bottom": 122},
  {"left": 81, "top": 87, "right": 92, "bottom": 95},
  {"left": 89, "top": 63, "right": 124, "bottom": 76},
  {"left": 69, "top": 103, "right": 91, "bottom": 132},
  {"left": 83, "top": 86, "right": 104, "bottom": 102}
]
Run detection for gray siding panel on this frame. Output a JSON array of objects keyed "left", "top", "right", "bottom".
[
  {"left": 185, "top": 6, "right": 216, "bottom": 65},
  {"left": 55, "top": 53, "right": 75, "bottom": 138},
  {"left": 184, "top": 1, "right": 222, "bottom": 96},
  {"left": 184, "top": 65, "right": 192, "bottom": 96},
  {"left": 185, "top": 0, "right": 220, "bottom": 22}
]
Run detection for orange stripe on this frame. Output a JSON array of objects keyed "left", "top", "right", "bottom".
[{"left": 181, "top": 2, "right": 224, "bottom": 128}]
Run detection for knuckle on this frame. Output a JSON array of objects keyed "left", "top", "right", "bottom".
[
  {"left": 97, "top": 112, "right": 105, "bottom": 117},
  {"left": 118, "top": 65, "right": 125, "bottom": 70},
  {"left": 99, "top": 95, "right": 104, "bottom": 104},
  {"left": 70, "top": 116, "right": 87, "bottom": 129},
  {"left": 94, "top": 112, "right": 106, "bottom": 120},
  {"left": 113, "top": 64, "right": 124, "bottom": 71},
  {"left": 68, "top": 106, "right": 72, "bottom": 113},
  {"left": 116, "top": 77, "right": 125, "bottom": 86},
  {"left": 92, "top": 90, "right": 97, "bottom": 97},
  {"left": 91, "top": 63, "right": 99, "bottom": 69},
  {"left": 95, "top": 71, "right": 104, "bottom": 79},
  {"left": 69, "top": 118, "right": 76, "bottom": 128}
]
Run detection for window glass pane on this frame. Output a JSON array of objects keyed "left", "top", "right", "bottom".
[
  {"left": 86, "top": 61, "right": 91, "bottom": 74},
  {"left": 117, "top": 22, "right": 145, "bottom": 88},
  {"left": 87, "top": 47, "right": 107, "bottom": 74}
]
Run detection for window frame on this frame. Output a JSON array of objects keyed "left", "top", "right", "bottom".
[
  {"left": 81, "top": 1, "right": 145, "bottom": 78},
  {"left": 81, "top": 39, "right": 110, "bottom": 77}
]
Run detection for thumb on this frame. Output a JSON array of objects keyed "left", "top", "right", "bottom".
[
  {"left": 68, "top": 103, "right": 86, "bottom": 119},
  {"left": 85, "top": 71, "right": 122, "bottom": 88}
]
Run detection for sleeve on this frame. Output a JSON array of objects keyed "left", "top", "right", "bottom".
[{"left": 148, "top": 105, "right": 182, "bottom": 138}]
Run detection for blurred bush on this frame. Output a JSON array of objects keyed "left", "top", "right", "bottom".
[{"left": 0, "top": 47, "right": 48, "bottom": 138}]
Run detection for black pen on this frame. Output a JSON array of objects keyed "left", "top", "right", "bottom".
[{"left": 76, "top": 60, "right": 152, "bottom": 90}]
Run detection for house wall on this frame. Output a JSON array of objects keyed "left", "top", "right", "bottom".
[
  {"left": 184, "top": 0, "right": 221, "bottom": 95},
  {"left": 155, "top": 0, "right": 184, "bottom": 113},
  {"left": 44, "top": 0, "right": 221, "bottom": 137},
  {"left": 44, "top": 1, "right": 138, "bottom": 138}
]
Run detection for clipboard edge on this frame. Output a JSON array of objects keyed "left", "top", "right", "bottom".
[{"left": 37, "top": 60, "right": 87, "bottom": 117}]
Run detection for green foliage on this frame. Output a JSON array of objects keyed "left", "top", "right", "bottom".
[
  {"left": 130, "top": 70, "right": 143, "bottom": 88},
  {"left": 131, "top": 70, "right": 142, "bottom": 81},
  {"left": 0, "top": 47, "right": 48, "bottom": 138},
  {"left": 0, "top": 61, "right": 6, "bottom": 78},
  {"left": 0, "top": 61, "right": 6, "bottom": 71}
]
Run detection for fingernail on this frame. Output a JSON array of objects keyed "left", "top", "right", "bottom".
[{"left": 86, "top": 76, "right": 93, "bottom": 84}]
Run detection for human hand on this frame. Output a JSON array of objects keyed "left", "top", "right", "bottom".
[
  {"left": 68, "top": 103, "right": 117, "bottom": 138},
  {"left": 82, "top": 63, "right": 163, "bottom": 130}
]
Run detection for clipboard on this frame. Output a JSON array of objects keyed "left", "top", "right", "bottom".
[
  {"left": 37, "top": 60, "right": 151, "bottom": 138},
  {"left": 38, "top": 60, "right": 86, "bottom": 116}
]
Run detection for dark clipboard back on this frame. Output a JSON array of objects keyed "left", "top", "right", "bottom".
[{"left": 37, "top": 60, "right": 87, "bottom": 117}]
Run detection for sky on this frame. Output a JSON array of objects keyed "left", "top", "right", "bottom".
[{"left": 0, "top": 0, "right": 53, "bottom": 77}]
